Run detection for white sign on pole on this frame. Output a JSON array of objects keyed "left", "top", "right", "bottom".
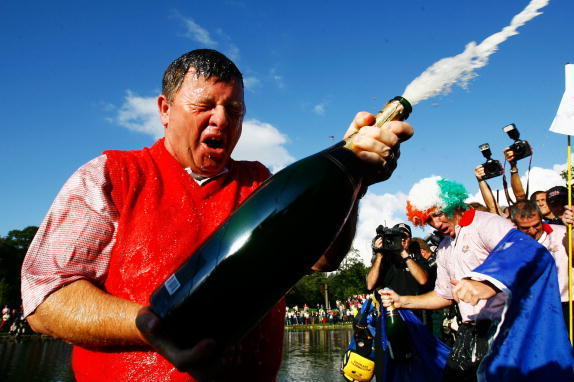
[{"left": 550, "top": 64, "right": 574, "bottom": 135}]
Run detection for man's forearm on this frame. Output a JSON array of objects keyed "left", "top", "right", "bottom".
[
  {"left": 478, "top": 180, "right": 500, "bottom": 214},
  {"left": 405, "top": 259, "right": 428, "bottom": 285},
  {"left": 366, "top": 256, "right": 382, "bottom": 291},
  {"left": 398, "top": 291, "right": 451, "bottom": 310},
  {"left": 510, "top": 169, "right": 526, "bottom": 200},
  {"left": 27, "top": 279, "right": 146, "bottom": 348}
]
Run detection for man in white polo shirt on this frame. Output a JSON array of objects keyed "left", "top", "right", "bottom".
[{"left": 380, "top": 176, "right": 574, "bottom": 381}]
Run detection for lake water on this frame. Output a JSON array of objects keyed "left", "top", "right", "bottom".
[{"left": 0, "top": 328, "right": 352, "bottom": 381}]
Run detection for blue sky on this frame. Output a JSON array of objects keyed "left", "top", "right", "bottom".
[{"left": 1, "top": 0, "right": 572, "bottom": 262}]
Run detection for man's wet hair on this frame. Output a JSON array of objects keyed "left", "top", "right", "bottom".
[
  {"left": 509, "top": 200, "right": 542, "bottom": 223},
  {"left": 162, "top": 49, "right": 243, "bottom": 102}
]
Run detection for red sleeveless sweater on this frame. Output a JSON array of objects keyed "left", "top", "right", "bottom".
[{"left": 72, "top": 139, "right": 285, "bottom": 382}]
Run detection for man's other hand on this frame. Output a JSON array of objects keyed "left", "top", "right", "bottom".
[
  {"left": 136, "top": 307, "right": 238, "bottom": 381},
  {"left": 562, "top": 205, "right": 574, "bottom": 226},
  {"left": 450, "top": 279, "right": 497, "bottom": 306}
]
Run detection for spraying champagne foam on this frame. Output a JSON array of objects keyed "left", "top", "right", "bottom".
[{"left": 402, "top": 0, "right": 550, "bottom": 106}]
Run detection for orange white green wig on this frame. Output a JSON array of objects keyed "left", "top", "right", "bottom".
[{"left": 406, "top": 176, "right": 468, "bottom": 226}]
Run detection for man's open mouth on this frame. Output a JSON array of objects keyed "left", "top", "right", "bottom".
[{"left": 203, "top": 137, "right": 225, "bottom": 149}]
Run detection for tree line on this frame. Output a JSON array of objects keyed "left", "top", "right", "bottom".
[
  {"left": 0, "top": 226, "right": 38, "bottom": 306},
  {"left": 285, "top": 249, "right": 369, "bottom": 308}
]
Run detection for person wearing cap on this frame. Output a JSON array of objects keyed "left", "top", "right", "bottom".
[
  {"left": 380, "top": 176, "right": 574, "bottom": 381},
  {"left": 366, "top": 222, "right": 428, "bottom": 297},
  {"left": 546, "top": 185, "right": 569, "bottom": 225},
  {"left": 365, "top": 222, "right": 428, "bottom": 380}
]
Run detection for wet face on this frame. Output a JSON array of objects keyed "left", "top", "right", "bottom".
[
  {"left": 535, "top": 193, "right": 550, "bottom": 216},
  {"left": 514, "top": 214, "right": 543, "bottom": 240},
  {"left": 159, "top": 70, "right": 245, "bottom": 176},
  {"left": 420, "top": 248, "right": 433, "bottom": 260},
  {"left": 427, "top": 211, "right": 456, "bottom": 237},
  {"left": 401, "top": 235, "right": 411, "bottom": 250}
]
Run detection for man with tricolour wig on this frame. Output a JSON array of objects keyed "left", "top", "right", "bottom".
[{"left": 380, "top": 176, "right": 574, "bottom": 382}]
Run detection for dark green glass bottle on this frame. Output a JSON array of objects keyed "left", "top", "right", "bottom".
[
  {"left": 150, "top": 96, "right": 412, "bottom": 348},
  {"left": 385, "top": 304, "right": 414, "bottom": 361}
]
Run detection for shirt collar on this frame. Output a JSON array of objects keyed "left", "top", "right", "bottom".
[
  {"left": 458, "top": 208, "right": 476, "bottom": 227},
  {"left": 184, "top": 167, "right": 229, "bottom": 186}
]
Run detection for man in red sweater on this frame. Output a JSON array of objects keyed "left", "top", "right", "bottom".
[{"left": 21, "top": 49, "right": 413, "bottom": 381}]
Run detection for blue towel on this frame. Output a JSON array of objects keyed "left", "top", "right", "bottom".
[{"left": 472, "top": 229, "right": 574, "bottom": 381}]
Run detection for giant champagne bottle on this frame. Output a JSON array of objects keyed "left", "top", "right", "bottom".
[{"left": 150, "top": 96, "right": 412, "bottom": 348}]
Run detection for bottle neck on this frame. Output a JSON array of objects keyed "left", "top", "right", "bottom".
[{"left": 386, "top": 304, "right": 398, "bottom": 317}]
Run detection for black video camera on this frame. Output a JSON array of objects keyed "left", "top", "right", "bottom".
[
  {"left": 425, "top": 230, "right": 444, "bottom": 248},
  {"left": 372, "top": 225, "right": 403, "bottom": 253},
  {"left": 503, "top": 123, "right": 532, "bottom": 162},
  {"left": 478, "top": 143, "right": 503, "bottom": 180}
]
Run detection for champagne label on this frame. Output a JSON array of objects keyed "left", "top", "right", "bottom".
[{"left": 164, "top": 274, "right": 181, "bottom": 295}]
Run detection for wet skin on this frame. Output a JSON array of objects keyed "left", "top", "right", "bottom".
[{"left": 158, "top": 70, "right": 245, "bottom": 177}]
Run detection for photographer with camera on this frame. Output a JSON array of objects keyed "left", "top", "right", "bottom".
[
  {"left": 365, "top": 223, "right": 428, "bottom": 380},
  {"left": 501, "top": 123, "right": 532, "bottom": 204},
  {"left": 474, "top": 165, "right": 503, "bottom": 215},
  {"left": 474, "top": 143, "right": 507, "bottom": 216},
  {"left": 502, "top": 147, "right": 527, "bottom": 201},
  {"left": 366, "top": 223, "right": 428, "bottom": 295}
]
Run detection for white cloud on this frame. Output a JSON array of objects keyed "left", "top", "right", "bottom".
[
  {"left": 233, "top": 119, "right": 295, "bottom": 173},
  {"left": 270, "top": 68, "right": 285, "bottom": 89},
  {"left": 172, "top": 13, "right": 241, "bottom": 61},
  {"left": 181, "top": 17, "right": 218, "bottom": 47},
  {"left": 116, "top": 92, "right": 163, "bottom": 138},
  {"left": 313, "top": 103, "right": 326, "bottom": 115},
  {"left": 215, "top": 29, "right": 240, "bottom": 61},
  {"left": 244, "top": 76, "right": 261, "bottom": 92}
]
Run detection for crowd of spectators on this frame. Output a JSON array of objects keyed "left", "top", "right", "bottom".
[
  {"left": 285, "top": 294, "right": 368, "bottom": 326},
  {"left": 0, "top": 305, "right": 28, "bottom": 336}
]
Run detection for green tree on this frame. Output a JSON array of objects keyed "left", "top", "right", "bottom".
[
  {"left": 327, "top": 249, "right": 369, "bottom": 303},
  {"left": 286, "top": 271, "right": 328, "bottom": 307},
  {"left": 285, "top": 248, "right": 369, "bottom": 308},
  {"left": 0, "top": 226, "right": 38, "bottom": 306},
  {"left": 560, "top": 166, "right": 573, "bottom": 183}
]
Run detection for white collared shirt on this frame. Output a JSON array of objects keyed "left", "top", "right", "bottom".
[{"left": 184, "top": 167, "right": 229, "bottom": 185}]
